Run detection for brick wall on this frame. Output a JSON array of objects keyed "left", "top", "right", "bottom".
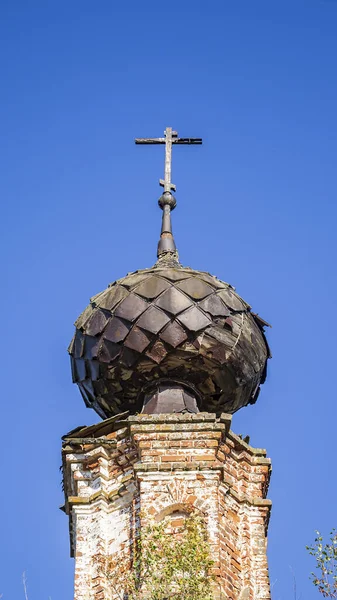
[{"left": 62, "top": 413, "right": 272, "bottom": 600}]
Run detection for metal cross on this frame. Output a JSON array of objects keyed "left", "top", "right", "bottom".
[{"left": 135, "top": 127, "right": 202, "bottom": 192}]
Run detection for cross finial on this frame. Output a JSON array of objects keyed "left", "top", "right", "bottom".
[
  {"left": 160, "top": 127, "right": 178, "bottom": 192},
  {"left": 135, "top": 127, "right": 202, "bottom": 194},
  {"left": 135, "top": 127, "right": 202, "bottom": 260}
]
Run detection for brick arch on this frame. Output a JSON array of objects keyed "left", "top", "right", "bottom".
[{"left": 155, "top": 502, "right": 205, "bottom": 522}]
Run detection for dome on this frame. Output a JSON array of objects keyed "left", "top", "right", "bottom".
[{"left": 69, "top": 261, "right": 270, "bottom": 418}]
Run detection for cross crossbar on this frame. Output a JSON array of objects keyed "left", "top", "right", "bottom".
[
  {"left": 135, "top": 127, "right": 202, "bottom": 192},
  {"left": 135, "top": 138, "right": 202, "bottom": 145}
]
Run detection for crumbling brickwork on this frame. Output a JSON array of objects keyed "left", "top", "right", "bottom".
[{"left": 62, "top": 413, "right": 271, "bottom": 600}]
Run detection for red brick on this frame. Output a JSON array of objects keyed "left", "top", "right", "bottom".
[
  {"left": 192, "top": 453, "right": 215, "bottom": 461},
  {"left": 161, "top": 454, "right": 187, "bottom": 462}
]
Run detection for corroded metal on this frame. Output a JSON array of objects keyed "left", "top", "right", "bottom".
[
  {"left": 142, "top": 382, "right": 199, "bottom": 414},
  {"left": 158, "top": 194, "right": 176, "bottom": 256},
  {"left": 69, "top": 264, "right": 271, "bottom": 419}
]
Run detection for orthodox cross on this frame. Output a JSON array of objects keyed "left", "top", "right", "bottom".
[{"left": 135, "top": 127, "right": 202, "bottom": 192}]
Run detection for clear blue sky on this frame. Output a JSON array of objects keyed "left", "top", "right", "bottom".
[{"left": 1, "top": 1, "right": 336, "bottom": 598}]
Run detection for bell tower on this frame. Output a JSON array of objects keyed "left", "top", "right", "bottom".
[{"left": 62, "top": 128, "right": 272, "bottom": 600}]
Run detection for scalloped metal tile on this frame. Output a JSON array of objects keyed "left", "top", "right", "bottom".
[
  {"left": 87, "top": 360, "right": 100, "bottom": 381},
  {"left": 159, "top": 321, "right": 188, "bottom": 348},
  {"left": 199, "top": 294, "right": 231, "bottom": 317},
  {"left": 85, "top": 309, "right": 109, "bottom": 336},
  {"left": 83, "top": 336, "right": 100, "bottom": 359},
  {"left": 124, "top": 326, "right": 152, "bottom": 352},
  {"left": 134, "top": 276, "right": 170, "bottom": 299},
  {"left": 103, "top": 317, "right": 131, "bottom": 343},
  {"left": 95, "top": 285, "right": 129, "bottom": 311},
  {"left": 196, "top": 272, "right": 228, "bottom": 289},
  {"left": 115, "top": 293, "right": 148, "bottom": 321},
  {"left": 121, "top": 347, "right": 139, "bottom": 367},
  {"left": 155, "top": 286, "right": 193, "bottom": 315},
  {"left": 136, "top": 305, "right": 171, "bottom": 334},
  {"left": 217, "top": 288, "right": 248, "bottom": 311},
  {"left": 177, "top": 306, "right": 212, "bottom": 331},
  {"left": 120, "top": 272, "right": 152, "bottom": 288},
  {"left": 145, "top": 339, "right": 168, "bottom": 364},
  {"left": 74, "top": 304, "right": 94, "bottom": 329},
  {"left": 98, "top": 339, "right": 121, "bottom": 363},
  {"left": 73, "top": 358, "right": 86, "bottom": 382},
  {"left": 73, "top": 331, "right": 85, "bottom": 358},
  {"left": 153, "top": 269, "right": 193, "bottom": 281},
  {"left": 176, "top": 278, "right": 213, "bottom": 300}
]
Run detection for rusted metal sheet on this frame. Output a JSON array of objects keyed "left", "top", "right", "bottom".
[
  {"left": 85, "top": 309, "right": 109, "bottom": 336},
  {"left": 73, "top": 331, "right": 85, "bottom": 358},
  {"left": 136, "top": 305, "right": 170, "bottom": 334},
  {"left": 95, "top": 285, "right": 129, "bottom": 311},
  {"left": 124, "top": 326, "right": 152, "bottom": 352},
  {"left": 115, "top": 293, "right": 148, "bottom": 321},
  {"left": 83, "top": 336, "right": 100, "bottom": 359},
  {"left": 176, "top": 278, "right": 213, "bottom": 300},
  {"left": 98, "top": 340, "right": 121, "bottom": 363},
  {"left": 155, "top": 286, "right": 193, "bottom": 314},
  {"left": 142, "top": 383, "right": 199, "bottom": 414},
  {"left": 177, "top": 305, "right": 211, "bottom": 331},
  {"left": 134, "top": 276, "right": 170, "bottom": 299},
  {"left": 155, "top": 269, "right": 192, "bottom": 281},
  {"left": 199, "top": 294, "right": 230, "bottom": 317},
  {"left": 103, "top": 317, "right": 131, "bottom": 343},
  {"left": 159, "top": 320, "right": 188, "bottom": 348},
  {"left": 74, "top": 304, "right": 93, "bottom": 330},
  {"left": 145, "top": 339, "right": 168, "bottom": 364},
  {"left": 217, "top": 288, "right": 247, "bottom": 312}
]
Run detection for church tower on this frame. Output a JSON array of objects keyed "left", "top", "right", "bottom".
[{"left": 62, "top": 128, "right": 272, "bottom": 600}]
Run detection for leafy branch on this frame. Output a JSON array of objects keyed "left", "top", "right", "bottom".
[
  {"left": 95, "top": 512, "right": 215, "bottom": 600},
  {"left": 307, "top": 530, "right": 337, "bottom": 598}
]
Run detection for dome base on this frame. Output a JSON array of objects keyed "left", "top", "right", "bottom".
[{"left": 141, "top": 381, "right": 199, "bottom": 414}]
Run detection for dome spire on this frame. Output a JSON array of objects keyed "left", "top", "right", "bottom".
[{"left": 135, "top": 127, "right": 202, "bottom": 260}]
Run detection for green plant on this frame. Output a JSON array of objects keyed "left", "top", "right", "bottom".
[
  {"left": 306, "top": 530, "right": 337, "bottom": 597},
  {"left": 96, "top": 512, "right": 215, "bottom": 600}
]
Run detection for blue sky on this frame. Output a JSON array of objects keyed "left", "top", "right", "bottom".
[{"left": 1, "top": 1, "right": 337, "bottom": 598}]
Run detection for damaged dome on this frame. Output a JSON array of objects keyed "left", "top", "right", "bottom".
[{"left": 69, "top": 262, "right": 270, "bottom": 418}]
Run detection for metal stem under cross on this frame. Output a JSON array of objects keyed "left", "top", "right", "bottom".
[{"left": 135, "top": 127, "right": 202, "bottom": 192}]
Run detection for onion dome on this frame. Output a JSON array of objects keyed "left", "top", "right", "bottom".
[{"left": 69, "top": 128, "right": 271, "bottom": 418}]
